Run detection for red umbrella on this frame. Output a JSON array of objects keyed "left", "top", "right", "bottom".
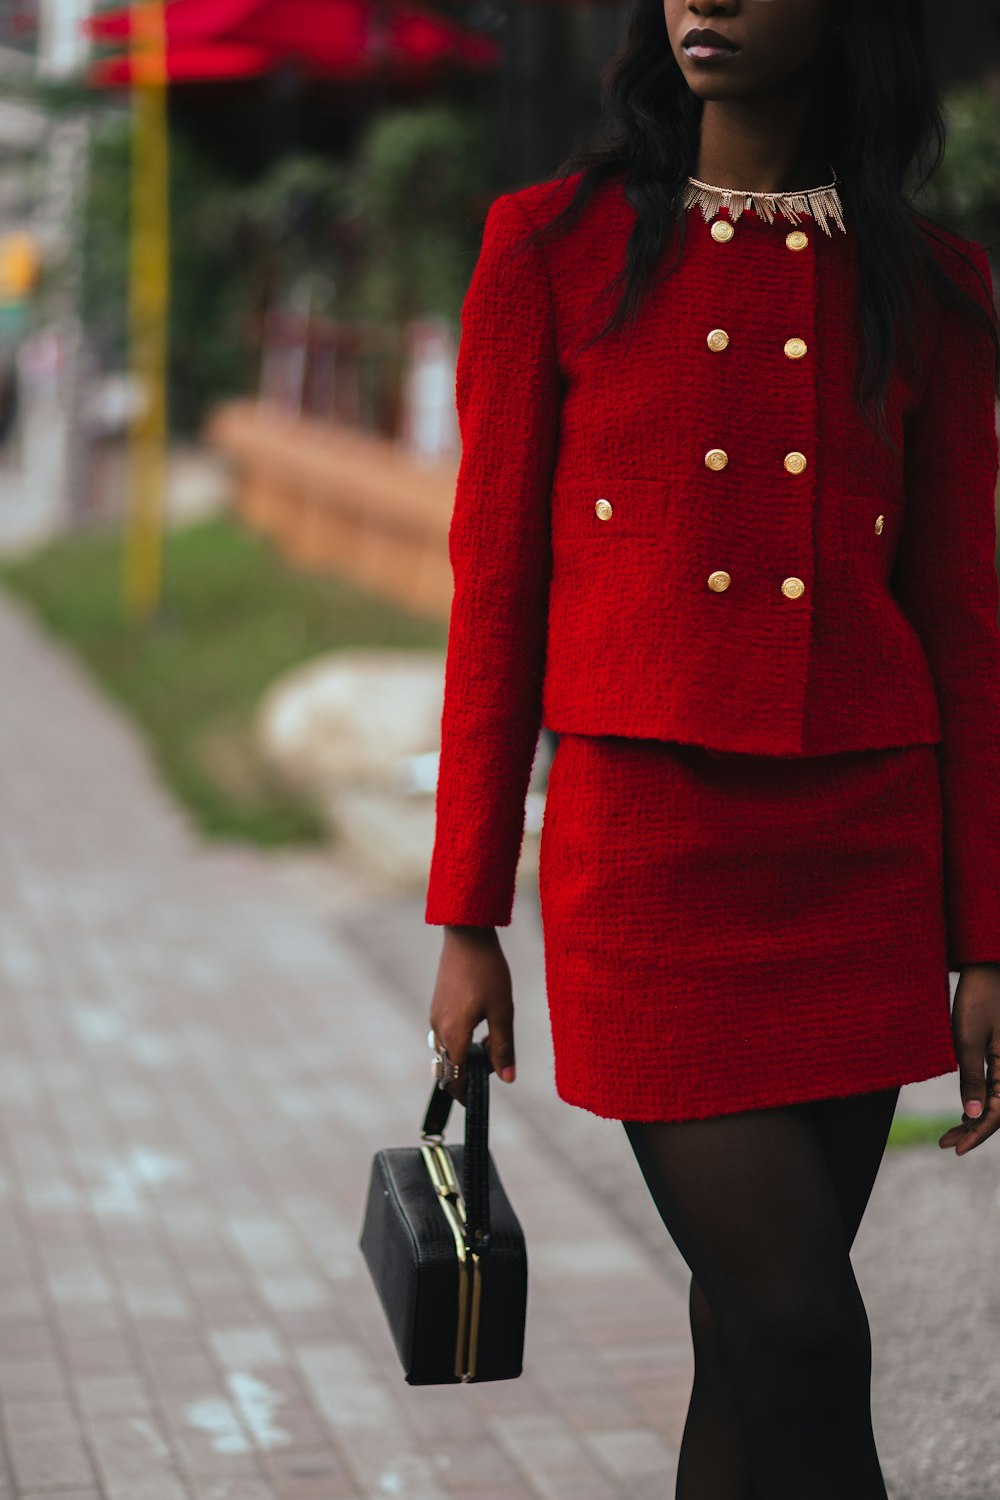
[
  {"left": 85, "top": 0, "right": 263, "bottom": 42},
  {"left": 89, "top": 42, "right": 277, "bottom": 85},
  {"left": 84, "top": 0, "right": 500, "bottom": 80}
]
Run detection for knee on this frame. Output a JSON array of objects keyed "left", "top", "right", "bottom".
[{"left": 721, "top": 1279, "right": 872, "bottom": 1392}]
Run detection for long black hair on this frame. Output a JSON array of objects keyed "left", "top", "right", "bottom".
[{"left": 513, "top": 0, "right": 1000, "bottom": 438}]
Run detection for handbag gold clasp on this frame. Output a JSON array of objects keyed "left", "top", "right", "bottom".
[{"left": 420, "top": 1142, "right": 482, "bottom": 1381}]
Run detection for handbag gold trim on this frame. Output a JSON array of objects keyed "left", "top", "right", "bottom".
[{"left": 420, "top": 1139, "right": 483, "bottom": 1381}]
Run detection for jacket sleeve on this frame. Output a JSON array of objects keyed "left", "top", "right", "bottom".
[
  {"left": 424, "top": 192, "right": 563, "bottom": 926},
  {"left": 893, "top": 239, "right": 1000, "bottom": 968}
]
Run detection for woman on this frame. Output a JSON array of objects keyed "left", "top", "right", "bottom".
[{"left": 427, "top": 0, "right": 1000, "bottom": 1493}]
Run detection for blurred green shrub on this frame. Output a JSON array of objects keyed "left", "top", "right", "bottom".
[
  {"left": 353, "top": 103, "right": 493, "bottom": 326},
  {"left": 348, "top": 103, "right": 493, "bottom": 435},
  {"left": 233, "top": 152, "right": 357, "bottom": 337},
  {"left": 83, "top": 120, "right": 256, "bottom": 433},
  {"left": 80, "top": 118, "right": 129, "bottom": 372},
  {"left": 915, "top": 83, "right": 1000, "bottom": 247},
  {"left": 81, "top": 103, "right": 492, "bottom": 437}
]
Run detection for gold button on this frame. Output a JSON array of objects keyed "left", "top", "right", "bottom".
[
  {"left": 595, "top": 498, "right": 613, "bottom": 521},
  {"left": 707, "top": 570, "right": 731, "bottom": 593},
  {"left": 783, "top": 451, "right": 807, "bottom": 474},
  {"left": 784, "top": 337, "right": 808, "bottom": 360},
  {"left": 707, "top": 328, "right": 730, "bottom": 352},
  {"left": 711, "top": 220, "right": 735, "bottom": 243},
  {"left": 705, "top": 448, "right": 729, "bottom": 472},
  {"left": 874, "top": 513, "right": 885, "bottom": 535},
  {"left": 786, "top": 229, "right": 809, "bottom": 251},
  {"left": 781, "top": 576, "right": 806, "bottom": 599}
]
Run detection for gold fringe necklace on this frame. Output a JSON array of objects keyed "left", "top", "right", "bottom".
[{"left": 683, "top": 165, "right": 847, "bottom": 236}]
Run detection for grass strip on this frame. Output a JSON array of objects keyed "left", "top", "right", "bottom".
[
  {"left": 887, "top": 1114, "right": 959, "bottom": 1149},
  {"left": 1, "top": 513, "right": 446, "bottom": 846}
]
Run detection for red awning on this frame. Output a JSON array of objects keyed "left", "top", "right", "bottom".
[
  {"left": 89, "top": 41, "right": 277, "bottom": 85},
  {"left": 86, "top": 1, "right": 269, "bottom": 45},
  {"left": 84, "top": 0, "right": 500, "bottom": 80}
]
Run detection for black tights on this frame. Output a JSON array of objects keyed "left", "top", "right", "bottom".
[{"left": 623, "top": 1085, "right": 899, "bottom": 1500}]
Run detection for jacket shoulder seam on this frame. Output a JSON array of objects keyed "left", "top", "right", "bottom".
[{"left": 495, "top": 191, "right": 560, "bottom": 363}]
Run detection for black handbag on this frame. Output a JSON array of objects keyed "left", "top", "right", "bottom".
[{"left": 358, "top": 1039, "right": 528, "bottom": 1384}]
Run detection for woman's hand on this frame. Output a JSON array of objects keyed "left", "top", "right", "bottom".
[
  {"left": 428, "top": 925, "right": 516, "bottom": 1106},
  {"left": 939, "top": 963, "right": 1000, "bottom": 1156}
]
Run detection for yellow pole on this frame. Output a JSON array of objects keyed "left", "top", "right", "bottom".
[{"left": 124, "top": 0, "right": 169, "bottom": 622}]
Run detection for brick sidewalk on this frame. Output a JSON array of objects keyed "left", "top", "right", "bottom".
[{"left": 0, "top": 589, "right": 693, "bottom": 1500}]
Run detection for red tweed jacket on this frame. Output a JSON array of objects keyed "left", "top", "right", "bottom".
[{"left": 424, "top": 171, "right": 1000, "bottom": 966}]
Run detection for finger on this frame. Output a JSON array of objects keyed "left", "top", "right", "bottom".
[
  {"left": 954, "top": 1040, "right": 1000, "bottom": 1154},
  {"left": 955, "top": 1035, "right": 988, "bottom": 1124},
  {"left": 484, "top": 1013, "right": 516, "bottom": 1083},
  {"left": 939, "top": 1098, "right": 1000, "bottom": 1154},
  {"left": 939, "top": 1106, "right": 990, "bottom": 1146},
  {"left": 990, "top": 1038, "right": 1000, "bottom": 1105},
  {"left": 954, "top": 1098, "right": 1000, "bottom": 1155}
]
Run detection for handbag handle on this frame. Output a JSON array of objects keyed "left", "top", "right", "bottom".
[{"left": 420, "top": 1040, "right": 493, "bottom": 1255}]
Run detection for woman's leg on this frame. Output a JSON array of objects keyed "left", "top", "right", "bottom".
[
  {"left": 623, "top": 1085, "right": 899, "bottom": 1500},
  {"left": 680, "top": 1270, "right": 757, "bottom": 1499}
]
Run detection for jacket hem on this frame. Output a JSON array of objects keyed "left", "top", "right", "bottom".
[{"left": 538, "top": 711, "right": 944, "bottom": 760}]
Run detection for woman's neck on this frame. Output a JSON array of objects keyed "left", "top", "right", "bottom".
[{"left": 694, "top": 96, "right": 831, "bottom": 193}]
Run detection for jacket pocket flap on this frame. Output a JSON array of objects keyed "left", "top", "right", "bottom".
[{"left": 551, "top": 477, "right": 669, "bottom": 539}]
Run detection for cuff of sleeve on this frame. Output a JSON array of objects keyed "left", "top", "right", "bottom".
[{"left": 424, "top": 893, "right": 514, "bottom": 928}]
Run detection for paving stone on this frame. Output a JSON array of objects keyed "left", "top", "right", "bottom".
[
  {"left": 488, "top": 1413, "right": 624, "bottom": 1500},
  {"left": 584, "top": 1426, "right": 678, "bottom": 1481},
  {"left": 0, "top": 1360, "right": 68, "bottom": 1400},
  {"left": 5, "top": 1432, "right": 97, "bottom": 1494},
  {"left": 18, "top": 1492, "right": 103, "bottom": 1500}
]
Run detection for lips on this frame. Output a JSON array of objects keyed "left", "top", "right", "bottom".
[{"left": 683, "top": 26, "right": 741, "bottom": 60}]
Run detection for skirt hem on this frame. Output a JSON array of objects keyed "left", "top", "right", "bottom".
[{"left": 554, "top": 1054, "right": 959, "bottom": 1124}]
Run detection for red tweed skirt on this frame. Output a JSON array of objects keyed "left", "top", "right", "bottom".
[{"left": 537, "top": 733, "right": 958, "bottom": 1123}]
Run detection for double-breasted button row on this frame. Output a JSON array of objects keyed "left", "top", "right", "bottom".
[
  {"left": 708, "top": 220, "right": 811, "bottom": 251},
  {"left": 705, "top": 330, "right": 807, "bottom": 358},
  {"left": 704, "top": 448, "right": 808, "bottom": 473},
  {"left": 706, "top": 570, "right": 806, "bottom": 599},
  {"left": 702, "top": 219, "right": 809, "bottom": 599}
]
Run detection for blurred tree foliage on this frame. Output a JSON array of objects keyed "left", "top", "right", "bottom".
[
  {"left": 237, "top": 154, "right": 354, "bottom": 321},
  {"left": 349, "top": 103, "right": 494, "bottom": 434},
  {"left": 916, "top": 84, "right": 1000, "bottom": 250},
  {"left": 352, "top": 103, "right": 494, "bottom": 325},
  {"left": 80, "top": 119, "right": 129, "bottom": 373},
  {"left": 83, "top": 119, "right": 257, "bottom": 433},
  {"left": 81, "top": 103, "right": 492, "bottom": 436}
]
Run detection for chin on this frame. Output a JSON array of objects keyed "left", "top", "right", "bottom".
[{"left": 682, "top": 76, "right": 749, "bottom": 102}]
